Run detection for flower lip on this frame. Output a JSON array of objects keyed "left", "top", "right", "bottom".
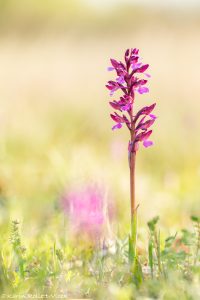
[
  {"left": 112, "top": 123, "right": 122, "bottom": 130},
  {"left": 149, "top": 114, "right": 157, "bottom": 120},
  {"left": 137, "top": 86, "right": 149, "bottom": 94},
  {"left": 116, "top": 75, "right": 125, "bottom": 84},
  {"left": 107, "top": 66, "right": 115, "bottom": 71},
  {"left": 143, "top": 140, "right": 153, "bottom": 148}
]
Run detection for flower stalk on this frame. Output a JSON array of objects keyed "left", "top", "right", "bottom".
[{"left": 106, "top": 48, "right": 157, "bottom": 260}]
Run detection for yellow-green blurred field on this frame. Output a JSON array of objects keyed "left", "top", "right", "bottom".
[{"left": 0, "top": 1, "right": 199, "bottom": 298}]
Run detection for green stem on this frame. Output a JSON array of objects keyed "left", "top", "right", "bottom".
[
  {"left": 130, "top": 151, "right": 136, "bottom": 230},
  {"left": 153, "top": 230, "right": 162, "bottom": 275},
  {"left": 194, "top": 222, "right": 200, "bottom": 265}
]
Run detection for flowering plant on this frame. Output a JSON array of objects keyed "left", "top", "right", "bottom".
[{"left": 106, "top": 48, "right": 156, "bottom": 262}]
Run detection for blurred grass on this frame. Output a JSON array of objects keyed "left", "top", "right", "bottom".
[{"left": 0, "top": 0, "right": 200, "bottom": 36}]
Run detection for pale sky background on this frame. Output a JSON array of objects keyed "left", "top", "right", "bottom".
[{"left": 82, "top": 0, "right": 200, "bottom": 10}]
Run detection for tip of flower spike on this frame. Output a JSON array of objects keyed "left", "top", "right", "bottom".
[
  {"left": 125, "top": 49, "right": 130, "bottom": 56},
  {"left": 132, "top": 48, "right": 139, "bottom": 55},
  {"left": 143, "top": 140, "right": 153, "bottom": 148}
]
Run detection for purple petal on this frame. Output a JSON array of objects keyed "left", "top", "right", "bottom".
[
  {"left": 112, "top": 123, "right": 122, "bottom": 130},
  {"left": 144, "top": 73, "right": 151, "bottom": 78},
  {"left": 149, "top": 114, "right": 157, "bottom": 120},
  {"left": 132, "top": 48, "right": 139, "bottom": 55},
  {"left": 109, "top": 86, "right": 119, "bottom": 96},
  {"left": 137, "top": 86, "right": 149, "bottom": 94},
  {"left": 134, "top": 103, "right": 156, "bottom": 122},
  {"left": 110, "top": 113, "right": 124, "bottom": 123},
  {"left": 116, "top": 75, "right": 125, "bottom": 84},
  {"left": 136, "top": 118, "right": 155, "bottom": 131},
  {"left": 137, "top": 64, "right": 149, "bottom": 73},
  {"left": 125, "top": 49, "right": 130, "bottom": 57},
  {"left": 107, "top": 66, "right": 115, "bottom": 71},
  {"left": 110, "top": 58, "right": 119, "bottom": 68},
  {"left": 136, "top": 130, "right": 152, "bottom": 142},
  {"left": 121, "top": 103, "right": 131, "bottom": 111},
  {"left": 109, "top": 101, "right": 121, "bottom": 110},
  {"left": 109, "top": 88, "right": 117, "bottom": 96},
  {"left": 131, "top": 62, "right": 142, "bottom": 71},
  {"left": 143, "top": 140, "right": 153, "bottom": 148}
]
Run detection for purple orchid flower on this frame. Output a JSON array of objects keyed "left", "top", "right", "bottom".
[{"left": 106, "top": 48, "right": 156, "bottom": 151}]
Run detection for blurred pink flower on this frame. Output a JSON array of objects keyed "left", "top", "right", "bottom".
[{"left": 61, "top": 185, "right": 106, "bottom": 239}]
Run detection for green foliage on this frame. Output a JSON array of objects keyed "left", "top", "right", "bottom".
[
  {"left": 0, "top": 217, "right": 199, "bottom": 298},
  {"left": 147, "top": 216, "right": 163, "bottom": 276},
  {"left": 132, "top": 256, "right": 143, "bottom": 287},
  {"left": 191, "top": 215, "right": 200, "bottom": 265},
  {"left": 191, "top": 215, "right": 200, "bottom": 223},
  {"left": 147, "top": 216, "right": 159, "bottom": 232},
  {"left": 148, "top": 238, "right": 154, "bottom": 278},
  {"left": 129, "top": 213, "right": 137, "bottom": 264},
  {"left": 10, "top": 220, "right": 26, "bottom": 279}
]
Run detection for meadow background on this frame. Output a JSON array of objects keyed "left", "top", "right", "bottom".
[{"left": 0, "top": 0, "right": 199, "bottom": 297}]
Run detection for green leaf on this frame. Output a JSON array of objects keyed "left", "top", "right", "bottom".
[
  {"left": 133, "top": 256, "right": 143, "bottom": 287},
  {"left": 191, "top": 215, "right": 200, "bottom": 223},
  {"left": 147, "top": 216, "right": 159, "bottom": 232}
]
